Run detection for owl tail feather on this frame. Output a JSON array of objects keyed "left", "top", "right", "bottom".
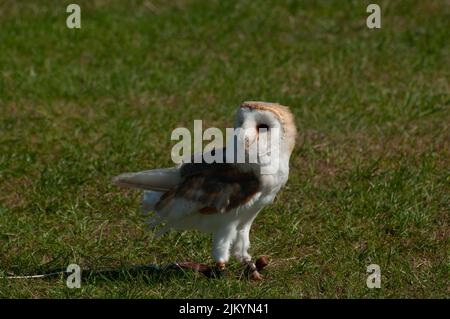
[{"left": 113, "top": 168, "right": 180, "bottom": 192}]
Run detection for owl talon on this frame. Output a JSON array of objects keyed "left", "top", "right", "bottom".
[
  {"left": 250, "top": 270, "right": 263, "bottom": 281},
  {"left": 216, "top": 261, "right": 226, "bottom": 271},
  {"left": 244, "top": 261, "right": 264, "bottom": 281},
  {"left": 211, "top": 261, "right": 226, "bottom": 278}
]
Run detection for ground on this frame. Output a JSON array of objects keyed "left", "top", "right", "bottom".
[{"left": 0, "top": 0, "right": 448, "bottom": 298}]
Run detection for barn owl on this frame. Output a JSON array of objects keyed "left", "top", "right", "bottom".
[{"left": 113, "top": 101, "right": 297, "bottom": 280}]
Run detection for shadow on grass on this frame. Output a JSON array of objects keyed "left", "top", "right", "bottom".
[{"left": 6, "top": 259, "right": 268, "bottom": 284}]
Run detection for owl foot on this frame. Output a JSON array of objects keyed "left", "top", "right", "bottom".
[
  {"left": 244, "top": 256, "right": 268, "bottom": 281},
  {"left": 245, "top": 261, "right": 263, "bottom": 281},
  {"left": 216, "top": 261, "right": 226, "bottom": 271},
  {"left": 211, "top": 261, "right": 226, "bottom": 278},
  {"left": 250, "top": 270, "right": 264, "bottom": 281}
]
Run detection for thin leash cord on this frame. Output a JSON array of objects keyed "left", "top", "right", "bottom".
[{"left": 6, "top": 272, "right": 68, "bottom": 279}]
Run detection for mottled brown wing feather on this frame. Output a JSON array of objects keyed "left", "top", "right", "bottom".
[{"left": 155, "top": 148, "right": 260, "bottom": 214}]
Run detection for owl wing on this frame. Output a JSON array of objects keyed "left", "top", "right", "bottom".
[
  {"left": 157, "top": 156, "right": 260, "bottom": 215},
  {"left": 113, "top": 148, "right": 261, "bottom": 231},
  {"left": 150, "top": 150, "right": 260, "bottom": 234}
]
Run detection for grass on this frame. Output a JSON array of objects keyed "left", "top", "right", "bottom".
[{"left": 0, "top": 0, "right": 448, "bottom": 298}]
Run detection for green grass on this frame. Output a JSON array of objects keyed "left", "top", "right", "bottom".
[{"left": 0, "top": 0, "right": 448, "bottom": 298}]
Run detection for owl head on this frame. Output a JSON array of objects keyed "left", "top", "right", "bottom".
[{"left": 233, "top": 101, "right": 297, "bottom": 172}]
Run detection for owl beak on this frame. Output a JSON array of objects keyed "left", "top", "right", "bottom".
[{"left": 244, "top": 130, "right": 258, "bottom": 151}]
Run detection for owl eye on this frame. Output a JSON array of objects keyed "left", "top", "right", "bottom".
[{"left": 257, "top": 124, "right": 269, "bottom": 131}]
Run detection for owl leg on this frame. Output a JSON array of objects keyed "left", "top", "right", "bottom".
[
  {"left": 232, "top": 226, "right": 252, "bottom": 262},
  {"left": 212, "top": 227, "right": 236, "bottom": 273},
  {"left": 232, "top": 226, "right": 263, "bottom": 281}
]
